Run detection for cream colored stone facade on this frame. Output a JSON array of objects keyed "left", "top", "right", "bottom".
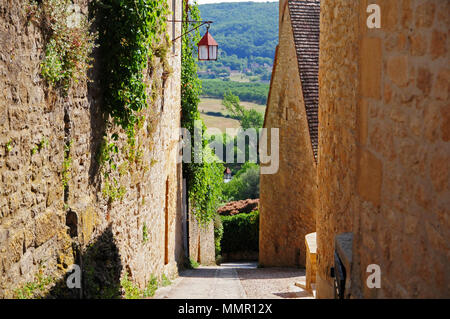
[
  {"left": 259, "top": 0, "right": 318, "bottom": 268},
  {"left": 317, "top": 0, "right": 450, "bottom": 298},
  {"left": 188, "top": 210, "right": 216, "bottom": 266},
  {"left": 316, "top": 0, "right": 360, "bottom": 298},
  {"left": 264, "top": 0, "right": 449, "bottom": 298}
]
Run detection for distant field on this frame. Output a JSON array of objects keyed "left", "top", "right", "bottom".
[
  {"left": 199, "top": 98, "right": 266, "bottom": 115},
  {"left": 200, "top": 114, "right": 241, "bottom": 136},
  {"left": 199, "top": 98, "right": 266, "bottom": 137}
]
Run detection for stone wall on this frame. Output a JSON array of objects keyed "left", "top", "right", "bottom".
[
  {"left": 350, "top": 0, "right": 449, "bottom": 299},
  {"left": 317, "top": 0, "right": 450, "bottom": 298},
  {"left": 188, "top": 210, "right": 216, "bottom": 266},
  {"left": 259, "top": 0, "right": 317, "bottom": 268},
  {"left": 316, "top": 0, "right": 360, "bottom": 298},
  {"left": 0, "top": 0, "right": 185, "bottom": 298}
]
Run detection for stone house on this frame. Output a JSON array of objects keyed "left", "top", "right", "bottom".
[
  {"left": 0, "top": 0, "right": 213, "bottom": 298},
  {"left": 260, "top": 0, "right": 320, "bottom": 267},
  {"left": 261, "top": 0, "right": 449, "bottom": 298}
]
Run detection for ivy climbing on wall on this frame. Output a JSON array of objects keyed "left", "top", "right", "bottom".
[
  {"left": 95, "top": 0, "right": 171, "bottom": 202},
  {"left": 181, "top": 1, "right": 224, "bottom": 226}
]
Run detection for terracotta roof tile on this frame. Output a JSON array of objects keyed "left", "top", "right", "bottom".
[{"left": 288, "top": 0, "right": 320, "bottom": 161}]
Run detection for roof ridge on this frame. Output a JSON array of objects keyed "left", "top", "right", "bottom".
[{"left": 288, "top": 0, "right": 320, "bottom": 161}]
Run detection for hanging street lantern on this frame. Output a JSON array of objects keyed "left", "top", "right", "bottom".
[
  {"left": 170, "top": 20, "right": 218, "bottom": 62},
  {"left": 197, "top": 26, "right": 218, "bottom": 61}
]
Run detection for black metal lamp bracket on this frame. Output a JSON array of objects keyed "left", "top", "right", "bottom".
[{"left": 168, "top": 20, "right": 213, "bottom": 42}]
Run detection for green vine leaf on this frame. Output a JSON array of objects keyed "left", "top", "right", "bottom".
[
  {"left": 181, "top": 2, "right": 224, "bottom": 226},
  {"left": 95, "top": 0, "right": 170, "bottom": 202}
]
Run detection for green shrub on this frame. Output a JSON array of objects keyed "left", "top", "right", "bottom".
[
  {"left": 190, "top": 258, "right": 200, "bottom": 269},
  {"left": 160, "top": 274, "right": 171, "bottom": 287},
  {"left": 215, "top": 255, "right": 223, "bottom": 265},
  {"left": 121, "top": 273, "right": 142, "bottom": 299},
  {"left": 14, "top": 272, "right": 54, "bottom": 299},
  {"left": 142, "top": 275, "right": 158, "bottom": 298},
  {"left": 184, "top": 257, "right": 200, "bottom": 269},
  {"left": 220, "top": 210, "right": 259, "bottom": 253},
  {"left": 121, "top": 273, "right": 159, "bottom": 299}
]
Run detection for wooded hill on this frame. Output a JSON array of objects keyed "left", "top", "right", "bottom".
[
  {"left": 198, "top": 1, "right": 278, "bottom": 60},
  {"left": 197, "top": 1, "right": 278, "bottom": 103}
]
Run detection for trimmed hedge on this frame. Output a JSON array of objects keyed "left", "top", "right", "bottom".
[{"left": 220, "top": 210, "right": 259, "bottom": 253}]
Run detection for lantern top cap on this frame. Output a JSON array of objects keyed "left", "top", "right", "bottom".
[{"left": 197, "top": 30, "right": 218, "bottom": 46}]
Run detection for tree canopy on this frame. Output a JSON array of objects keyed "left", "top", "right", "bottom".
[
  {"left": 199, "top": 2, "right": 278, "bottom": 60},
  {"left": 222, "top": 91, "right": 263, "bottom": 130}
]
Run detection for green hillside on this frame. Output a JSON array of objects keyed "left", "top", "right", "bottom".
[
  {"left": 197, "top": 1, "right": 278, "bottom": 104},
  {"left": 198, "top": 1, "right": 278, "bottom": 60}
]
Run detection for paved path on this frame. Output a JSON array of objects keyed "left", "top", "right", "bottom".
[{"left": 154, "top": 262, "right": 313, "bottom": 299}]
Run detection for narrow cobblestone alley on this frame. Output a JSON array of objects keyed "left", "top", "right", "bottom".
[{"left": 154, "top": 263, "right": 313, "bottom": 299}]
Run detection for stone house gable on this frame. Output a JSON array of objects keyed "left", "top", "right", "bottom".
[{"left": 259, "top": 0, "right": 318, "bottom": 268}]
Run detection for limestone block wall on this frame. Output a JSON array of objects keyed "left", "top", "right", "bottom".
[
  {"left": 316, "top": 0, "right": 360, "bottom": 298},
  {"left": 350, "top": 0, "right": 450, "bottom": 299},
  {"left": 317, "top": 0, "right": 449, "bottom": 298},
  {"left": 0, "top": 0, "right": 184, "bottom": 298},
  {"left": 188, "top": 210, "right": 216, "bottom": 266},
  {"left": 259, "top": 2, "right": 317, "bottom": 268}
]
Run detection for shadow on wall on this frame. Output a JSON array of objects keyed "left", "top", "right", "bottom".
[
  {"left": 45, "top": 225, "right": 123, "bottom": 299},
  {"left": 87, "top": 5, "right": 108, "bottom": 189}
]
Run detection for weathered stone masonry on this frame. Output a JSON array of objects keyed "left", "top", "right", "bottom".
[
  {"left": 317, "top": 0, "right": 449, "bottom": 298},
  {"left": 0, "top": 0, "right": 186, "bottom": 297},
  {"left": 260, "top": 0, "right": 319, "bottom": 268},
  {"left": 262, "top": 0, "right": 449, "bottom": 298}
]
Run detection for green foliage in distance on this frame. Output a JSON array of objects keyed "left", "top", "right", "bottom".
[
  {"left": 198, "top": 52, "right": 272, "bottom": 83},
  {"left": 202, "top": 79, "right": 269, "bottom": 105},
  {"left": 197, "top": 2, "right": 277, "bottom": 82},
  {"left": 181, "top": 1, "right": 224, "bottom": 226},
  {"left": 222, "top": 91, "right": 263, "bottom": 130},
  {"left": 198, "top": 2, "right": 278, "bottom": 60},
  {"left": 220, "top": 210, "right": 259, "bottom": 254},
  {"left": 207, "top": 131, "right": 261, "bottom": 179},
  {"left": 222, "top": 162, "right": 260, "bottom": 202},
  {"left": 28, "top": 0, "right": 97, "bottom": 92}
]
